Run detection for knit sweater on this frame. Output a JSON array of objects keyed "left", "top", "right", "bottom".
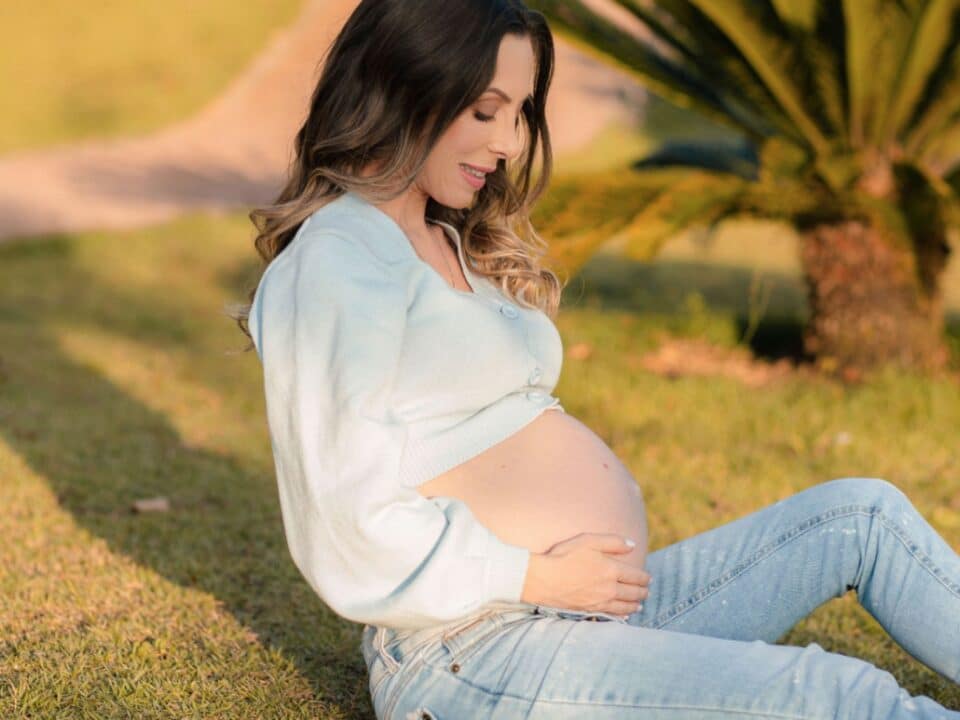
[{"left": 248, "top": 189, "right": 565, "bottom": 630}]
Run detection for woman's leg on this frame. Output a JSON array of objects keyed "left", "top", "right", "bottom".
[
  {"left": 634, "top": 476, "right": 960, "bottom": 682},
  {"left": 381, "top": 602, "right": 959, "bottom": 719},
  {"left": 371, "top": 477, "right": 960, "bottom": 718}
]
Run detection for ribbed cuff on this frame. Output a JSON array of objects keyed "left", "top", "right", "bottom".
[{"left": 484, "top": 533, "right": 532, "bottom": 604}]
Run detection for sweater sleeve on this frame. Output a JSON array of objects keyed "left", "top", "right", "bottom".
[{"left": 248, "top": 228, "right": 531, "bottom": 630}]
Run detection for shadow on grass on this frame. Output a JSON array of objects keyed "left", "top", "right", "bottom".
[
  {"left": 0, "top": 235, "right": 373, "bottom": 717},
  {"left": 2, "top": 231, "right": 958, "bottom": 717},
  {"left": 564, "top": 253, "right": 808, "bottom": 358},
  {"left": 566, "top": 253, "right": 960, "bottom": 368}
]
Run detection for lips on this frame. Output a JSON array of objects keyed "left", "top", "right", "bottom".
[
  {"left": 462, "top": 163, "right": 495, "bottom": 173},
  {"left": 460, "top": 164, "right": 486, "bottom": 189}
]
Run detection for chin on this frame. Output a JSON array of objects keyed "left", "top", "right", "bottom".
[{"left": 433, "top": 192, "right": 471, "bottom": 211}]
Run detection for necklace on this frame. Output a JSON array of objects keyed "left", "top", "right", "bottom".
[
  {"left": 428, "top": 223, "right": 458, "bottom": 290},
  {"left": 438, "top": 238, "right": 457, "bottom": 289}
]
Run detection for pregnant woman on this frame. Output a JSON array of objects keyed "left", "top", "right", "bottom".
[{"left": 235, "top": 0, "right": 960, "bottom": 717}]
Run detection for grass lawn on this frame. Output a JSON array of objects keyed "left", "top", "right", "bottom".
[
  {"left": 0, "top": 0, "right": 305, "bottom": 155},
  {"left": 1, "top": 195, "right": 959, "bottom": 715},
  {"left": 3, "top": 20, "right": 960, "bottom": 710}
]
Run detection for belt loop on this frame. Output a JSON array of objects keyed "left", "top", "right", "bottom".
[
  {"left": 440, "top": 607, "right": 496, "bottom": 643},
  {"left": 375, "top": 626, "right": 401, "bottom": 673}
]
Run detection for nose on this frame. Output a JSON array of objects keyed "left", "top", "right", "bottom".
[{"left": 489, "top": 116, "right": 524, "bottom": 163}]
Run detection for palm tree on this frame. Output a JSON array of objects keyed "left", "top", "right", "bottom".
[{"left": 528, "top": 0, "right": 960, "bottom": 376}]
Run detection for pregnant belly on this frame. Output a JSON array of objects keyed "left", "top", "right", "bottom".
[{"left": 416, "top": 408, "right": 649, "bottom": 571}]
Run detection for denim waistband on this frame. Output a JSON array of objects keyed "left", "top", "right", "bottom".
[{"left": 362, "top": 601, "right": 628, "bottom": 673}]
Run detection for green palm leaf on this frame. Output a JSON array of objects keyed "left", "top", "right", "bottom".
[
  {"left": 770, "top": 0, "right": 819, "bottom": 32},
  {"left": 773, "top": 1, "right": 848, "bottom": 141},
  {"left": 532, "top": 0, "right": 765, "bottom": 140},
  {"left": 606, "top": 170, "right": 747, "bottom": 260},
  {"left": 616, "top": 0, "right": 807, "bottom": 145},
  {"left": 904, "top": 30, "right": 960, "bottom": 155},
  {"left": 883, "top": 0, "right": 960, "bottom": 145},
  {"left": 687, "top": 0, "right": 830, "bottom": 154},
  {"left": 528, "top": 0, "right": 960, "bottom": 372}
]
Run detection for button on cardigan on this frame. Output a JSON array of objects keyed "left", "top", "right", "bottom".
[{"left": 248, "top": 190, "right": 565, "bottom": 630}]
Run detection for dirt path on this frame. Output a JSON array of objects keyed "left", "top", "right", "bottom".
[{"left": 0, "top": 0, "right": 648, "bottom": 242}]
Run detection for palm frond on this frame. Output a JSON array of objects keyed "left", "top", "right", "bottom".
[
  {"left": 528, "top": 0, "right": 767, "bottom": 141},
  {"left": 610, "top": 0, "right": 700, "bottom": 66},
  {"left": 687, "top": 0, "right": 830, "bottom": 154},
  {"left": 739, "top": 182, "right": 827, "bottom": 221},
  {"left": 789, "top": 2, "right": 849, "bottom": 142},
  {"left": 605, "top": 169, "right": 748, "bottom": 260},
  {"left": 814, "top": 147, "right": 868, "bottom": 193},
  {"left": 903, "top": 11, "right": 960, "bottom": 155},
  {"left": 918, "top": 115, "right": 960, "bottom": 176},
  {"left": 533, "top": 169, "right": 671, "bottom": 276},
  {"left": 892, "top": 161, "right": 959, "bottom": 294},
  {"left": 883, "top": 0, "right": 960, "bottom": 146},
  {"left": 531, "top": 0, "right": 960, "bottom": 279},
  {"left": 770, "top": 0, "right": 819, "bottom": 32},
  {"left": 614, "top": 0, "right": 810, "bottom": 145},
  {"left": 758, "top": 136, "right": 810, "bottom": 179},
  {"left": 946, "top": 162, "right": 960, "bottom": 195},
  {"left": 633, "top": 138, "right": 759, "bottom": 179},
  {"left": 843, "top": 0, "right": 920, "bottom": 148}
]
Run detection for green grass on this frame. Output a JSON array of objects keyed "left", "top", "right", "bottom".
[
  {"left": 3, "top": 24, "right": 959, "bottom": 710},
  {"left": 0, "top": 0, "right": 305, "bottom": 155},
  {"left": 1, "top": 202, "right": 959, "bottom": 716}
]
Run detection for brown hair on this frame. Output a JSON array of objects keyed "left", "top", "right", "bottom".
[{"left": 227, "top": 0, "right": 562, "bottom": 351}]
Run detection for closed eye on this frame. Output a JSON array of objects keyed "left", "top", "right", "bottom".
[{"left": 473, "top": 111, "right": 521, "bottom": 129}]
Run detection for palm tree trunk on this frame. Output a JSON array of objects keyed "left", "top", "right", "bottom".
[{"left": 798, "top": 219, "right": 949, "bottom": 377}]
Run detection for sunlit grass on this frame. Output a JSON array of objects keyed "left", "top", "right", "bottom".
[
  {"left": 2, "top": 18, "right": 959, "bottom": 710},
  {"left": 1, "top": 199, "right": 958, "bottom": 715},
  {"left": 0, "top": 0, "right": 305, "bottom": 155}
]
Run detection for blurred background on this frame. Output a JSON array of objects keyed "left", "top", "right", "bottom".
[{"left": 1, "top": 1, "right": 958, "bottom": 716}]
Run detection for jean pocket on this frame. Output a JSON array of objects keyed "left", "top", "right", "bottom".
[
  {"left": 379, "top": 653, "right": 428, "bottom": 720},
  {"left": 368, "top": 662, "right": 391, "bottom": 712},
  {"left": 437, "top": 609, "right": 534, "bottom": 669}
]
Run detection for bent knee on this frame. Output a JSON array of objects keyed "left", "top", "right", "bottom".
[{"left": 821, "top": 476, "right": 908, "bottom": 508}]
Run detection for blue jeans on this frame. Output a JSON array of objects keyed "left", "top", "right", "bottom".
[{"left": 360, "top": 478, "right": 960, "bottom": 718}]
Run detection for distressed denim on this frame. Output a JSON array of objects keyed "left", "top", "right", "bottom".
[{"left": 360, "top": 477, "right": 960, "bottom": 718}]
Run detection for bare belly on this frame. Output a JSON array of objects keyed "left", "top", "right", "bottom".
[{"left": 416, "top": 408, "right": 649, "bottom": 572}]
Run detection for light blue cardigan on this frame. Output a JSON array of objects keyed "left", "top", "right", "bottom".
[{"left": 248, "top": 190, "right": 565, "bottom": 630}]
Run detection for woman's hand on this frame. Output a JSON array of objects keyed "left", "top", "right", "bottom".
[{"left": 520, "top": 532, "right": 651, "bottom": 617}]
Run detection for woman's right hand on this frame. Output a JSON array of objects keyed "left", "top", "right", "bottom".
[{"left": 520, "top": 532, "right": 651, "bottom": 617}]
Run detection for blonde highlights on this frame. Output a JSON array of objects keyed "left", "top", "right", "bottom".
[{"left": 228, "top": 0, "right": 563, "bottom": 351}]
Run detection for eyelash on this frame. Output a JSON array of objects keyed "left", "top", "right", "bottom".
[{"left": 474, "top": 111, "right": 521, "bottom": 129}]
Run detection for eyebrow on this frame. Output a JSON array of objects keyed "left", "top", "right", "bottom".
[{"left": 485, "top": 87, "right": 534, "bottom": 104}]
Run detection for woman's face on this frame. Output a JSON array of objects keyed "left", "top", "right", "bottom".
[{"left": 417, "top": 33, "right": 537, "bottom": 208}]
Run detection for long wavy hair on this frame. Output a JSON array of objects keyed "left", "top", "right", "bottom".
[{"left": 227, "top": 0, "right": 562, "bottom": 351}]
